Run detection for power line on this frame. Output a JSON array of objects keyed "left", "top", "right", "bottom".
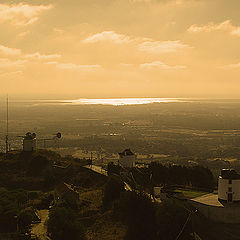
[{"left": 175, "top": 212, "right": 192, "bottom": 240}]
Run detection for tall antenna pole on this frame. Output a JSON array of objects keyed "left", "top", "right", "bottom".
[{"left": 5, "top": 95, "right": 8, "bottom": 154}]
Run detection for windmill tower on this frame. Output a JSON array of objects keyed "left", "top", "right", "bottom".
[
  {"left": 118, "top": 149, "right": 136, "bottom": 168},
  {"left": 23, "top": 132, "right": 37, "bottom": 151}
]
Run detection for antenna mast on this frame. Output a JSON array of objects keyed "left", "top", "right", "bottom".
[{"left": 5, "top": 95, "right": 8, "bottom": 154}]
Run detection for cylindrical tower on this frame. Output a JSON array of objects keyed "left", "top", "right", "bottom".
[
  {"left": 23, "top": 132, "right": 37, "bottom": 152},
  {"left": 218, "top": 169, "right": 240, "bottom": 205},
  {"left": 118, "top": 149, "right": 136, "bottom": 168}
]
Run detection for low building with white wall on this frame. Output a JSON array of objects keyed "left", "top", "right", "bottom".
[
  {"left": 23, "top": 132, "right": 37, "bottom": 152},
  {"left": 218, "top": 169, "right": 240, "bottom": 205},
  {"left": 118, "top": 149, "right": 136, "bottom": 168},
  {"left": 189, "top": 169, "right": 240, "bottom": 223}
]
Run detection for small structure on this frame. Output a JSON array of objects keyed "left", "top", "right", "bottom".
[
  {"left": 23, "top": 132, "right": 37, "bottom": 152},
  {"left": 118, "top": 149, "right": 136, "bottom": 168},
  {"left": 154, "top": 186, "right": 167, "bottom": 200},
  {"left": 218, "top": 169, "right": 240, "bottom": 205}
]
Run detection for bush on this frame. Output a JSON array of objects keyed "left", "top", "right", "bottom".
[
  {"left": 28, "top": 191, "right": 40, "bottom": 200},
  {"left": 29, "top": 155, "right": 50, "bottom": 172},
  {"left": 102, "top": 175, "right": 124, "bottom": 209},
  {"left": 47, "top": 205, "right": 85, "bottom": 240},
  {"left": 18, "top": 208, "right": 35, "bottom": 230},
  {"left": 107, "top": 162, "right": 120, "bottom": 176},
  {"left": 114, "top": 191, "right": 156, "bottom": 240},
  {"left": 155, "top": 199, "right": 191, "bottom": 240}
]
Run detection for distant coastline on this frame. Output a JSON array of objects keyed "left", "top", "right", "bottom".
[{"left": 6, "top": 98, "right": 240, "bottom": 107}]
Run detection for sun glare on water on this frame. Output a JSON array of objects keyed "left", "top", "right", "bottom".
[{"left": 64, "top": 98, "right": 182, "bottom": 106}]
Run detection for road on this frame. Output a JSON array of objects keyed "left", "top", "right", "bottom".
[
  {"left": 85, "top": 165, "right": 108, "bottom": 176},
  {"left": 31, "top": 210, "right": 50, "bottom": 240},
  {"left": 84, "top": 165, "right": 132, "bottom": 191}
]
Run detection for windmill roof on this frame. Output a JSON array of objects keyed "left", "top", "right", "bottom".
[{"left": 119, "top": 148, "right": 134, "bottom": 156}]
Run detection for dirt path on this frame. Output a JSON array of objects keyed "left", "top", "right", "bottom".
[{"left": 31, "top": 209, "right": 50, "bottom": 240}]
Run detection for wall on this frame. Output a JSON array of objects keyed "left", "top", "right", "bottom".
[
  {"left": 23, "top": 139, "right": 37, "bottom": 151},
  {"left": 190, "top": 200, "right": 240, "bottom": 223},
  {"left": 119, "top": 155, "right": 136, "bottom": 168},
  {"left": 218, "top": 177, "right": 240, "bottom": 202}
]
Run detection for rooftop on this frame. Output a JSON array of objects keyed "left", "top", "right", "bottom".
[
  {"left": 191, "top": 193, "right": 223, "bottom": 207},
  {"left": 119, "top": 148, "right": 134, "bottom": 157},
  {"left": 24, "top": 132, "right": 36, "bottom": 140},
  {"left": 220, "top": 169, "right": 240, "bottom": 180}
]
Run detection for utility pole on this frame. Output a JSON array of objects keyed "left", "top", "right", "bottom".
[
  {"left": 90, "top": 151, "right": 93, "bottom": 168},
  {"left": 5, "top": 95, "right": 8, "bottom": 154}
]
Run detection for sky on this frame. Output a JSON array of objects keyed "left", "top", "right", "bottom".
[{"left": 0, "top": 0, "right": 240, "bottom": 99}]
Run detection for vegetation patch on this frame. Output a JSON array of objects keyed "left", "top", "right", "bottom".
[{"left": 175, "top": 189, "right": 208, "bottom": 199}]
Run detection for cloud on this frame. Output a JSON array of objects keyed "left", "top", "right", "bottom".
[
  {"left": 46, "top": 61, "right": 101, "bottom": 71},
  {"left": 83, "top": 31, "right": 191, "bottom": 54},
  {"left": 119, "top": 63, "right": 134, "bottom": 67},
  {"left": 188, "top": 20, "right": 240, "bottom": 36},
  {"left": 138, "top": 40, "right": 190, "bottom": 53},
  {"left": 17, "top": 31, "right": 30, "bottom": 38},
  {"left": 0, "top": 3, "right": 53, "bottom": 26},
  {"left": 53, "top": 28, "right": 64, "bottom": 34},
  {"left": 24, "top": 52, "right": 61, "bottom": 60},
  {"left": 0, "top": 42, "right": 61, "bottom": 60},
  {"left": 140, "top": 61, "right": 186, "bottom": 69},
  {"left": 129, "top": 0, "right": 151, "bottom": 2},
  {"left": 0, "top": 58, "right": 27, "bottom": 68},
  {"left": 0, "top": 44, "right": 61, "bottom": 69},
  {"left": 83, "top": 31, "right": 130, "bottom": 44},
  {"left": 129, "top": 0, "right": 193, "bottom": 5},
  {"left": 220, "top": 62, "right": 240, "bottom": 70},
  {"left": 0, "top": 70, "right": 23, "bottom": 76},
  {"left": 0, "top": 45, "right": 22, "bottom": 55}
]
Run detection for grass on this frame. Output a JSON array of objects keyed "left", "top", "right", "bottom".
[
  {"left": 78, "top": 188, "right": 127, "bottom": 240},
  {"left": 175, "top": 189, "right": 208, "bottom": 199}
]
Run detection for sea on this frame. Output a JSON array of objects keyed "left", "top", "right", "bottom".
[{"left": 12, "top": 98, "right": 240, "bottom": 107}]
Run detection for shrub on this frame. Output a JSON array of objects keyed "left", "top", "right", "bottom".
[
  {"left": 47, "top": 205, "right": 85, "bottom": 240},
  {"left": 114, "top": 191, "right": 156, "bottom": 240},
  {"left": 102, "top": 175, "right": 124, "bottom": 209},
  {"left": 18, "top": 208, "right": 35, "bottom": 230}
]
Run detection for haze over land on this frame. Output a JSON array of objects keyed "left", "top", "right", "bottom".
[
  {"left": 1, "top": 1, "right": 240, "bottom": 240},
  {"left": 1, "top": 99, "right": 240, "bottom": 181},
  {"left": 0, "top": 0, "right": 240, "bottom": 99}
]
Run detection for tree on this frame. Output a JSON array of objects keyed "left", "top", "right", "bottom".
[
  {"left": 107, "top": 162, "right": 120, "bottom": 176},
  {"left": 47, "top": 205, "right": 85, "bottom": 240},
  {"left": 114, "top": 191, "right": 156, "bottom": 240},
  {"left": 155, "top": 199, "right": 192, "bottom": 240},
  {"left": 29, "top": 155, "right": 49, "bottom": 173},
  {"left": 18, "top": 208, "right": 35, "bottom": 231},
  {"left": 102, "top": 175, "right": 125, "bottom": 209}
]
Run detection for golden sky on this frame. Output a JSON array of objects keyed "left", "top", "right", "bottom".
[{"left": 0, "top": 0, "right": 240, "bottom": 98}]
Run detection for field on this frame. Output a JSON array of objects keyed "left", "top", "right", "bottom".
[
  {"left": 1, "top": 99, "right": 240, "bottom": 181},
  {"left": 175, "top": 189, "right": 209, "bottom": 199}
]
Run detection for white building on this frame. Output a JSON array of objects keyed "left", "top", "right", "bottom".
[
  {"left": 23, "top": 132, "right": 37, "bottom": 152},
  {"left": 118, "top": 149, "right": 136, "bottom": 168},
  {"left": 218, "top": 169, "right": 240, "bottom": 205}
]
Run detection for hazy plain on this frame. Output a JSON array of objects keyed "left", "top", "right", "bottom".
[{"left": 1, "top": 98, "right": 240, "bottom": 177}]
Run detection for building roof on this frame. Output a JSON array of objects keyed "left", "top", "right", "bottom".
[
  {"left": 24, "top": 132, "right": 36, "bottom": 140},
  {"left": 220, "top": 169, "right": 240, "bottom": 180},
  {"left": 119, "top": 148, "right": 134, "bottom": 157},
  {"left": 191, "top": 193, "right": 223, "bottom": 207}
]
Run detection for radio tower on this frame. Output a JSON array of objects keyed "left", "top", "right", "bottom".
[{"left": 5, "top": 95, "right": 8, "bottom": 154}]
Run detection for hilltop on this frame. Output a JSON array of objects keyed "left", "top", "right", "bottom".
[{"left": 0, "top": 149, "right": 105, "bottom": 191}]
